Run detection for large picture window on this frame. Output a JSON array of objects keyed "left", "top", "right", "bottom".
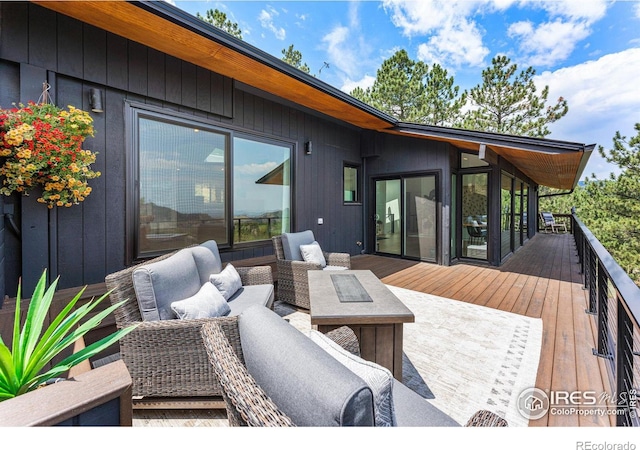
[{"left": 131, "top": 106, "right": 292, "bottom": 258}]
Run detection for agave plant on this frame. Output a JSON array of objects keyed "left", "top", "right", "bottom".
[{"left": 0, "top": 270, "right": 136, "bottom": 401}]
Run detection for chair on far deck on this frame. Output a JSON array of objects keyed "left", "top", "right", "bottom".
[
  {"left": 272, "top": 230, "right": 351, "bottom": 309},
  {"left": 540, "top": 212, "right": 567, "bottom": 233}
]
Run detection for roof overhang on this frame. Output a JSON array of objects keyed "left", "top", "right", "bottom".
[
  {"left": 392, "top": 123, "right": 594, "bottom": 190},
  {"left": 33, "top": 0, "right": 593, "bottom": 190}
]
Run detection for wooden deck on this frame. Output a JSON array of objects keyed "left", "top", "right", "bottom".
[
  {"left": 133, "top": 232, "right": 615, "bottom": 427},
  {"left": 351, "top": 233, "right": 614, "bottom": 426}
]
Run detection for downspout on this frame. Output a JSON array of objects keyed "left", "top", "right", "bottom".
[{"left": 361, "top": 156, "right": 367, "bottom": 254}]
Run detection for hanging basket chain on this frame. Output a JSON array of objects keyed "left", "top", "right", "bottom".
[{"left": 36, "top": 81, "right": 54, "bottom": 106}]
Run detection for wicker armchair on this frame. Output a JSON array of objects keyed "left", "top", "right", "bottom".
[
  {"left": 104, "top": 247, "right": 274, "bottom": 402},
  {"left": 201, "top": 318, "right": 508, "bottom": 427},
  {"left": 272, "top": 232, "right": 351, "bottom": 309}
]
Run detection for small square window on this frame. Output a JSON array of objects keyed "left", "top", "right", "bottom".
[{"left": 344, "top": 164, "right": 360, "bottom": 203}]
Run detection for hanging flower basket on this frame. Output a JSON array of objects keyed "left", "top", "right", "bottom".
[{"left": 0, "top": 101, "right": 100, "bottom": 208}]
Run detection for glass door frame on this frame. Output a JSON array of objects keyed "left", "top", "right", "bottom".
[
  {"left": 372, "top": 172, "right": 440, "bottom": 263},
  {"left": 453, "top": 168, "right": 492, "bottom": 262}
]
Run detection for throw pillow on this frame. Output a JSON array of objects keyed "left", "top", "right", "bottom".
[
  {"left": 299, "top": 241, "right": 327, "bottom": 268},
  {"left": 308, "top": 329, "right": 396, "bottom": 427},
  {"left": 171, "top": 282, "right": 231, "bottom": 319},
  {"left": 210, "top": 263, "right": 243, "bottom": 300}
]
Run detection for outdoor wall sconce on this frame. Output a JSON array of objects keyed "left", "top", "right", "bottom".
[
  {"left": 89, "top": 88, "right": 104, "bottom": 113},
  {"left": 304, "top": 140, "right": 312, "bottom": 155}
]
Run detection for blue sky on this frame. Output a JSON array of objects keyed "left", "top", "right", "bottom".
[{"left": 170, "top": 0, "right": 640, "bottom": 181}]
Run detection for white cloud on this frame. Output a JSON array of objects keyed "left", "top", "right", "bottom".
[
  {"left": 341, "top": 75, "right": 376, "bottom": 94},
  {"left": 322, "top": 25, "right": 363, "bottom": 79},
  {"left": 508, "top": 19, "right": 591, "bottom": 67},
  {"left": 535, "top": 48, "right": 640, "bottom": 178},
  {"left": 507, "top": 0, "right": 610, "bottom": 67},
  {"left": 383, "top": 0, "right": 610, "bottom": 70},
  {"left": 381, "top": 0, "right": 509, "bottom": 68},
  {"left": 259, "top": 7, "right": 286, "bottom": 40},
  {"left": 417, "top": 19, "right": 490, "bottom": 68},
  {"left": 526, "top": 0, "right": 608, "bottom": 22}
]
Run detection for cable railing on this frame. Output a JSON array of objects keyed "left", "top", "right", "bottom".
[
  {"left": 234, "top": 216, "right": 284, "bottom": 243},
  {"left": 573, "top": 213, "right": 640, "bottom": 426}
]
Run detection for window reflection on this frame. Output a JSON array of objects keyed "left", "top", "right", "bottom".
[{"left": 233, "top": 137, "right": 291, "bottom": 243}]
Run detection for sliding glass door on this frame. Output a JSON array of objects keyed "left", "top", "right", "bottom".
[{"left": 375, "top": 175, "right": 438, "bottom": 262}]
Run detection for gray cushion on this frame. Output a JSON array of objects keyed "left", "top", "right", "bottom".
[
  {"left": 191, "top": 242, "right": 223, "bottom": 284},
  {"left": 209, "top": 263, "right": 243, "bottom": 300},
  {"left": 227, "top": 284, "right": 275, "bottom": 316},
  {"left": 281, "top": 230, "right": 315, "bottom": 261},
  {"left": 132, "top": 248, "right": 201, "bottom": 321},
  {"left": 308, "top": 330, "right": 395, "bottom": 426},
  {"left": 238, "top": 305, "right": 375, "bottom": 426},
  {"left": 392, "top": 380, "right": 460, "bottom": 427},
  {"left": 170, "top": 282, "right": 231, "bottom": 319},
  {"left": 300, "top": 241, "right": 326, "bottom": 267}
]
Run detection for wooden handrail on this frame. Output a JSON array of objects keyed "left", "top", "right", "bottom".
[{"left": 0, "top": 359, "right": 132, "bottom": 426}]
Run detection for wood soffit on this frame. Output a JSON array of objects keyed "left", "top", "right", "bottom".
[{"left": 34, "top": 1, "right": 588, "bottom": 190}]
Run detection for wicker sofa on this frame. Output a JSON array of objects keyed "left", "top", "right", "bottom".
[
  {"left": 104, "top": 240, "right": 274, "bottom": 402},
  {"left": 201, "top": 305, "right": 508, "bottom": 427},
  {"left": 272, "top": 230, "right": 351, "bottom": 309}
]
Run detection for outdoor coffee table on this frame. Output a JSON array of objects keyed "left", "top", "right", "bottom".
[{"left": 309, "top": 270, "right": 415, "bottom": 381}]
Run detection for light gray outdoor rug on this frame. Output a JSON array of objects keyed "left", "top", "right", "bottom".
[{"left": 275, "top": 284, "right": 543, "bottom": 427}]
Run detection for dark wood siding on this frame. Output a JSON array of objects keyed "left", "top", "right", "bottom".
[
  {"left": 0, "top": 60, "right": 20, "bottom": 297},
  {"left": 0, "top": 2, "right": 364, "bottom": 295}
]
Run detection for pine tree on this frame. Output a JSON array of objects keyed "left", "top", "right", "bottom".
[
  {"left": 421, "top": 64, "right": 467, "bottom": 127},
  {"left": 349, "top": 50, "right": 465, "bottom": 126},
  {"left": 281, "top": 45, "right": 311, "bottom": 74},
  {"left": 462, "top": 55, "right": 568, "bottom": 137},
  {"left": 197, "top": 9, "right": 243, "bottom": 40}
]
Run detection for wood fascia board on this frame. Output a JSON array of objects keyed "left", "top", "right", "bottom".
[{"left": 33, "top": 0, "right": 393, "bottom": 130}]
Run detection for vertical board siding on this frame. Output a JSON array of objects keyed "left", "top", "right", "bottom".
[
  {"left": 106, "top": 34, "right": 128, "bottom": 91},
  {"left": 57, "top": 14, "right": 83, "bottom": 79},
  {"left": 0, "top": 2, "right": 29, "bottom": 64},
  {"left": 0, "top": 60, "right": 21, "bottom": 296},
  {"left": 28, "top": 5, "right": 57, "bottom": 72},
  {"left": 82, "top": 24, "right": 107, "bottom": 85},
  {"left": 103, "top": 89, "right": 127, "bottom": 275},
  {"left": 18, "top": 64, "right": 50, "bottom": 294}
]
